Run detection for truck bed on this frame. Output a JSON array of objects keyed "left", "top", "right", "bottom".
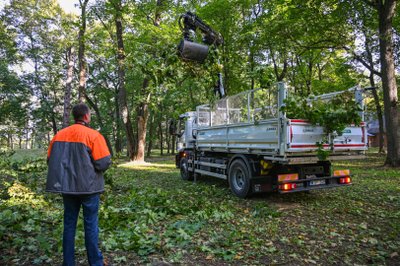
[
  {"left": 194, "top": 83, "right": 367, "bottom": 163},
  {"left": 196, "top": 118, "right": 367, "bottom": 163}
]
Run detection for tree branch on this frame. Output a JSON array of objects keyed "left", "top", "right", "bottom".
[
  {"left": 92, "top": 8, "right": 116, "bottom": 46},
  {"left": 343, "top": 46, "right": 382, "bottom": 77}
]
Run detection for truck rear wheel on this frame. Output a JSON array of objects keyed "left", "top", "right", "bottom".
[
  {"left": 180, "top": 157, "right": 194, "bottom": 181},
  {"left": 228, "top": 159, "right": 251, "bottom": 198}
]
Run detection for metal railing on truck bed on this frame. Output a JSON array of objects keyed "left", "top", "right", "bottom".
[{"left": 195, "top": 82, "right": 367, "bottom": 163}]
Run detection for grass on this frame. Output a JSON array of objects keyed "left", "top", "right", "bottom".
[
  {"left": 9, "top": 149, "right": 46, "bottom": 161},
  {"left": 0, "top": 149, "right": 399, "bottom": 265}
]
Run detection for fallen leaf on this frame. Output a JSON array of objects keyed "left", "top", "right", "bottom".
[
  {"left": 305, "top": 259, "right": 317, "bottom": 264},
  {"left": 359, "top": 222, "right": 368, "bottom": 230},
  {"left": 390, "top": 252, "right": 398, "bottom": 258}
]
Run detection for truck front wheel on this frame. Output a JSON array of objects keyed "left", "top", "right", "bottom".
[
  {"left": 228, "top": 159, "right": 251, "bottom": 198},
  {"left": 180, "top": 157, "right": 194, "bottom": 181}
]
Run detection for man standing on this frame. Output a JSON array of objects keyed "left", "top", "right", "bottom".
[{"left": 46, "top": 103, "right": 111, "bottom": 266}]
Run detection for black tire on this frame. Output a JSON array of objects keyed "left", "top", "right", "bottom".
[
  {"left": 228, "top": 159, "right": 251, "bottom": 198},
  {"left": 180, "top": 157, "right": 194, "bottom": 181}
]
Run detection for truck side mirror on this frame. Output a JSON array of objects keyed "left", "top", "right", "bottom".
[{"left": 168, "top": 119, "right": 177, "bottom": 135}]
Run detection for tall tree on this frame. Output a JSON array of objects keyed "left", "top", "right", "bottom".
[
  {"left": 133, "top": 0, "right": 165, "bottom": 162},
  {"left": 363, "top": 27, "right": 385, "bottom": 154},
  {"left": 78, "top": 0, "right": 89, "bottom": 103},
  {"left": 343, "top": 2, "right": 386, "bottom": 153},
  {"left": 63, "top": 46, "right": 75, "bottom": 128},
  {"left": 113, "top": 0, "right": 136, "bottom": 160},
  {"left": 4, "top": 0, "right": 66, "bottom": 143},
  {"left": 370, "top": 0, "right": 399, "bottom": 166},
  {"left": 0, "top": 19, "right": 28, "bottom": 148}
]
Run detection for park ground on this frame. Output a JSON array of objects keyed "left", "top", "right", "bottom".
[{"left": 0, "top": 149, "right": 399, "bottom": 265}]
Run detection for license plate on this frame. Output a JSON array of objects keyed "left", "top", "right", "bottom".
[{"left": 309, "top": 180, "right": 326, "bottom": 186}]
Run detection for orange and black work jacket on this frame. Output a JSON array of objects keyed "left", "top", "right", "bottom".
[{"left": 46, "top": 123, "right": 111, "bottom": 195}]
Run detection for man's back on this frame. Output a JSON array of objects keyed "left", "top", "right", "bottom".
[{"left": 46, "top": 123, "right": 111, "bottom": 195}]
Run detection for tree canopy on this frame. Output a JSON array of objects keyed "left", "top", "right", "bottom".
[{"left": 1, "top": 0, "right": 399, "bottom": 165}]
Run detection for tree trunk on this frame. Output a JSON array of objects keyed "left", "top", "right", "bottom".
[
  {"left": 146, "top": 113, "right": 154, "bottom": 157},
  {"left": 114, "top": 87, "right": 122, "bottom": 153},
  {"left": 377, "top": 0, "right": 399, "bottom": 166},
  {"left": 166, "top": 115, "right": 170, "bottom": 154},
  {"left": 362, "top": 21, "right": 385, "bottom": 154},
  {"left": 114, "top": 0, "right": 136, "bottom": 160},
  {"left": 136, "top": 109, "right": 148, "bottom": 161},
  {"left": 135, "top": 79, "right": 150, "bottom": 162},
  {"left": 306, "top": 59, "right": 313, "bottom": 95},
  {"left": 25, "top": 135, "right": 29, "bottom": 149},
  {"left": 272, "top": 51, "right": 287, "bottom": 82},
  {"left": 249, "top": 49, "right": 255, "bottom": 90},
  {"left": 369, "top": 76, "right": 385, "bottom": 153},
  {"left": 78, "top": 0, "right": 89, "bottom": 103},
  {"left": 84, "top": 93, "right": 114, "bottom": 155},
  {"left": 159, "top": 120, "right": 164, "bottom": 156},
  {"left": 31, "top": 128, "right": 35, "bottom": 149},
  {"left": 63, "top": 46, "right": 75, "bottom": 128},
  {"left": 51, "top": 113, "right": 57, "bottom": 136},
  {"left": 25, "top": 125, "right": 30, "bottom": 149},
  {"left": 171, "top": 134, "right": 176, "bottom": 155}
]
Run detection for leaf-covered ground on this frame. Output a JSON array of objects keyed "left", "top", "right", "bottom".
[{"left": 0, "top": 150, "right": 399, "bottom": 265}]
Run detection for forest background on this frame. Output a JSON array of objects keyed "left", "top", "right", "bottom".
[{"left": 0, "top": 0, "right": 399, "bottom": 163}]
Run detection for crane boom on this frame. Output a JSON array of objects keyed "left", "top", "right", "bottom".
[
  {"left": 177, "top": 11, "right": 225, "bottom": 98},
  {"left": 179, "top": 11, "right": 223, "bottom": 46}
]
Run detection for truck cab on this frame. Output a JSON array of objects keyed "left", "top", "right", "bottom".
[{"left": 174, "top": 112, "right": 197, "bottom": 167}]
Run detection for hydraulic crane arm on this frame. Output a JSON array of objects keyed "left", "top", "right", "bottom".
[
  {"left": 178, "top": 11, "right": 223, "bottom": 46},
  {"left": 177, "top": 11, "right": 225, "bottom": 98}
]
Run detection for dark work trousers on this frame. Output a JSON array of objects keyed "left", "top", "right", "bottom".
[{"left": 62, "top": 193, "right": 103, "bottom": 266}]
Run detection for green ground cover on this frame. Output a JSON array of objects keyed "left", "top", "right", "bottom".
[{"left": 0, "top": 150, "right": 399, "bottom": 265}]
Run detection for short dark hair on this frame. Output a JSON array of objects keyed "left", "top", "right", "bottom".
[{"left": 72, "top": 103, "right": 90, "bottom": 120}]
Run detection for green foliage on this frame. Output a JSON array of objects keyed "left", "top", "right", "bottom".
[
  {"left": 281, "top": 92, "right": 362, "bottom": 135},
  {"left": 0, "top": 0, "right": 381, "bottom": 157},
  {"left": 0, "top": 151, "right": 60, "bottom": 265},
  {"left": 0, "top": 36, "right": 29, "bottom": 140},
  {"left": 281, "top": 91, "right": 363, "bottom": 159},
  {"left": 1, "top": 151, "right": 399, "bottom": 265},
  {"left": 316, "top": 142, "right": 330, "bottom": 161}
]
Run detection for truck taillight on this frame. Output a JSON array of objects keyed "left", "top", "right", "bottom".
[
  {"left": 278, "top": 173, "right": 299, "bottom": 182},
  {"left": 334, "top": 169, "right": 351, "bottom": 184},
  {"left": 279, "top": 183, "right": 297, "bottom": 191},
  {"left": 339, "top": 177, "right": 351, "bottom": 184},
  {"left": 333, "top": 169, "right": 350, "bottom": 176}
]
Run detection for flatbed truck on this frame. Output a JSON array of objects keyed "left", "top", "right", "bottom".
[{"left": 172, "top": 82, "right": 367, "bottom": 198}]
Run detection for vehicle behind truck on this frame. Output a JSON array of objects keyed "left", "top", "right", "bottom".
[{"left": 171, "top": 82, "right": 367, "bottom": 198}]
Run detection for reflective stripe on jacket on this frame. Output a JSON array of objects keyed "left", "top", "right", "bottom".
[{"left": 46, "top": 123, "right": 111, "bottom": 195}]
